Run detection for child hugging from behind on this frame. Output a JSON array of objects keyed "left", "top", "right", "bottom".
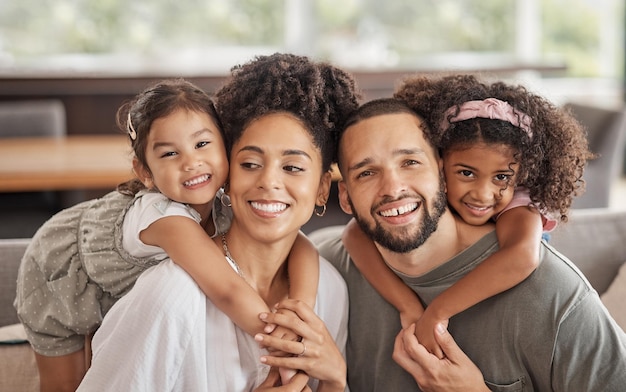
[
  {"left": 342, "top": 74, "right": 592, "bottom": 357},
  {"left": 15, "top": 78, "right": 319, "bottom": 391}
]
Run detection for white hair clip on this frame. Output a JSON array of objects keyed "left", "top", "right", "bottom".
[{"left": 127, "top": 112, "right": 137, "bottom": 141}]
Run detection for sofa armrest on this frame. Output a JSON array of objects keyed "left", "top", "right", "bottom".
[
  {"left": 0, "top": 238, "right": 31, "bottom": 327},
  {"left": 549, "top": 208, "right": 626, "bottom": 295}
]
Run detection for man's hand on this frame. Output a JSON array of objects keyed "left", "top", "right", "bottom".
[{"left": 392, "top": 323, "right": 489, "bottom": 392}]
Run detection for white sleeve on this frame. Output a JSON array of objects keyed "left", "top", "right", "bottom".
[
  {"left": 123, "top": 192, "right": 201, "bottom": 259},
  {"left": 314, "top": 258, "right": 350, "bottom": 386},
  {"left": 78, "top": 260, "right": 208, "bottom": 392}
]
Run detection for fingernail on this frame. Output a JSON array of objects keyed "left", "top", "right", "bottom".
[
  {"left": 255, "top": 334, "right": 263, "bottom": 342},
  {"left": 436, "top": 323, "right": 446, "bottom": 335},
  {"left": 260, "top": 356, "right": 267, "bottom": 363},
  {"left": 259, "top": 313, "right": 268, "bottom": 320}
]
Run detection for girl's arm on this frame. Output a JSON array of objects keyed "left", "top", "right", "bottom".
[
  {"left": 342, "top": 218, "right": 425, "bottom": 328},
  {"left": 267, "top": 232, "right": 319, "bottom": 364},
  {"left": 141, "top": 215, "right": 270, "bottom": 337},
  {"left": 417, "top": 206, "right": 543, "bottom": 356},
  {"left": 287, "top": 232, "right": 319, "bottom": 308}
]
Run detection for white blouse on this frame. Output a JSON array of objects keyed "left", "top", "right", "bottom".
[{"left": 78, "top": 256, "right": 349, "bottom": 391}]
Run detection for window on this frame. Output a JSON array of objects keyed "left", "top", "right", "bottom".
[{"left": 0, "top": 0, "right": 621, "bottom": 79}]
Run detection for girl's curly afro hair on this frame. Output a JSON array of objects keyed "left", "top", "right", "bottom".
[{"left": 394, "top": 74, "right": 594, "bottom": 222}]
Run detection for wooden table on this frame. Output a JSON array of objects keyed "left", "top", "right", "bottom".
[{"left": 0, "top": 135, "right": 133, "bottom": 192}]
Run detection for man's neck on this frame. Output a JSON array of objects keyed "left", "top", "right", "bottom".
[{"left": 377, "top": 211, "right": 494, "bottom": 277}]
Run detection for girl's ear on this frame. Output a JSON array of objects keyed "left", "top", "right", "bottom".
[{"left": 132, "top": 158, "right": 154, "bottom": 189}]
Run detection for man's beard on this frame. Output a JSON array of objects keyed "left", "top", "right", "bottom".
[{"left": 349, "top": 179, "right": 448, "bottom": 254}]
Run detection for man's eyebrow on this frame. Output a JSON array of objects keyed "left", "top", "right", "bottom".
[
  {"left": 348, "top": 157, "right": 373, "bottom": 173},
  {"left": 396, "top": 148, "right": 427, "bottom": 156},
  {"left": 347, "top": 148, "right": 426, "bottom": 172}
]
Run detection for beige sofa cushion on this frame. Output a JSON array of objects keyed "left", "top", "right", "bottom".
[
  {"left": 601, "top": 262, "right": 626, "bottom": 331},
  {"left": 0, "top": 343, "right": 38, "bottom": 392},
  {"left": 0, "top": 323, "right": 38, "bottom": 391}
]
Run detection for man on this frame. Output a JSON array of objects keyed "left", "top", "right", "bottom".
[{"left": 316, "top": 97, "right": 626, "bottom": 390}]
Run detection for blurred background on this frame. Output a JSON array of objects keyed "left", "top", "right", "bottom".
[{"left": 0, "top": 0, "right": 625, "bottom": 237}]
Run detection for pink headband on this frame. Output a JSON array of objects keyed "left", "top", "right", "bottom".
[{"left": 440, "top": 98, "right": 533, "bottom": 139}]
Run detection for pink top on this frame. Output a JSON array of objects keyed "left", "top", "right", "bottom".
[{"left": 495, "top": 187, "right": 558, "bottom": 232}]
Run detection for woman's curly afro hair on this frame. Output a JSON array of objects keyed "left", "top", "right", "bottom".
[{"left": 215, "top": 53, "right": 361, "bottom": 172}]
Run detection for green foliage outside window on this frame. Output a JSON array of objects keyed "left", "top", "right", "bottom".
[{"left": 0, "top": 0, "right": 621, "bottom": 78}]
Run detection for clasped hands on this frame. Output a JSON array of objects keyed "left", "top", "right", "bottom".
[
  {"left": 253, "top": 298, "right": 346, "bottom": 392},
  {"left": 393, "top": 321, "right": 489, "bottom": 392}
]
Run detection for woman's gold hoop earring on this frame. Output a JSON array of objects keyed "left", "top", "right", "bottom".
[
  {"left": 314, "top": 204, "right": 327, "bottom": 217},
  {"left": 220, "top": 192, "right": 232, "bottom": 207}
]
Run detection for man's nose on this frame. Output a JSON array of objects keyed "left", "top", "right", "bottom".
[{"left": 378, "top": 169, "right": 407, "bottom": 198}]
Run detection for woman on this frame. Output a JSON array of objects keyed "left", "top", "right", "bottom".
[{"left": 78, "top": 53, "right": 360, "bottom": 391}]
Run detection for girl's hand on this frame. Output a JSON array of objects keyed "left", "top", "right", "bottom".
[
  {"left": 254, "top": 367, "right": 311, "bottom": 392},
  {"left": 255, "top": 299, "right": 346, "bottom": 392},
  {"left": 414, "top": 308, "right": 447, "bottom": 359},
  {"left": 267, "top": 307, "right": 302, "bottom": 345},
  {"left": 399, "top": 308, "right": 421, "bottom": 330}
]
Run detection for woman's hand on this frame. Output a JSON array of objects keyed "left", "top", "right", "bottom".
[
  {"left": 255, "top": 367, "right": 312, "bottom": 392},
  {"left": 393, "top": 323, "right": 489, "bottom": 392},
  {"left": 255, "top": 299, "right": 347, "bottom": 392}
]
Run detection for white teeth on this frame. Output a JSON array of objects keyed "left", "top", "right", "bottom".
[
  {"left": 184, "top": 174, "right": 210, "bottom": 186},
  {"left": 251, "top": 202, "right": 287, "bottom": 213},
  {"left": 467, "top": 204, "right": 490, "bottom": 211},
  {"left": 380, "top": 202, "right": 418, "bottom": 217}
]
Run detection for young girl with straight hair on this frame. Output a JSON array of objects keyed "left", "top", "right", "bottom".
[{"left": 15, "top": 78, "right": 320, "bottom": 391}]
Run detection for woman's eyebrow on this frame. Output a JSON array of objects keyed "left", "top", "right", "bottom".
[
  {"left": 236, "top": 146, "right": 312, "bottom": 160},
  {"left": 283, "top": 149, "right": 312, "bottom": 160}
]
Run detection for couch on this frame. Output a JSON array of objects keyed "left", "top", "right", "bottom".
[{"left": 2, "top": 208, "right": 626, "bottom": 391}]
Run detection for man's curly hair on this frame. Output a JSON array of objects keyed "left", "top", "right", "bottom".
[
  {"left": 394, "top": 74, "right": 594, "bottom": 222},
  {"left": 215, "top": 53, "right": 361, "bottom": 171}
]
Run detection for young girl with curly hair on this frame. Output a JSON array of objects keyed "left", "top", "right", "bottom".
[{"left": 342, "top": 73, "right": 593, "bottom": 357}]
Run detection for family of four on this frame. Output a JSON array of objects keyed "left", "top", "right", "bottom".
[{"left": 15, "top": 52, "right": 626, "bottom": 391}]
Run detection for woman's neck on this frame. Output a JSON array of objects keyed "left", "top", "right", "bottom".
[{"left": 219, "top": 221, "right": 294, "bottom": 304}]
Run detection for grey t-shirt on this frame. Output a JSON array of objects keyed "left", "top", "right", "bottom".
[{"left": 318, "top": 230, "right": 626, "bottom": 391}]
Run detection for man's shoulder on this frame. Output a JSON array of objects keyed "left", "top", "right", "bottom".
[{"left": 310, "top": 227, "right": 350, "bottom": 269}]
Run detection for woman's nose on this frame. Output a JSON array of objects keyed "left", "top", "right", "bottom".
[{"left": 257, "top": 166, "right": 281, "bottom": 189}]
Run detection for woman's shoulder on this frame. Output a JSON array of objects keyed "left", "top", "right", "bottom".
[
  {"left": 316, "top": 256, "right": 349, "bottom": 341},
  {"left": 318, "top": 256, "right": 347, "bottom": 288},
  {"left": 317, "top": 256, "right": 349, "bottom": 306}
]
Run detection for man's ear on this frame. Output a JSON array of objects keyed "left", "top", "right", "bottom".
[
  {"left": 438, "top": 157, "right": 447, "bottom": 194},
  {"left": 338, "top": 180, "right": 353, "bottom": 215},
  {"left": 132, "top": 158, "right": 153, "bottom": 189},
  {"left": 316, "top": 171, "right": 332, "bottom": 206}
]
